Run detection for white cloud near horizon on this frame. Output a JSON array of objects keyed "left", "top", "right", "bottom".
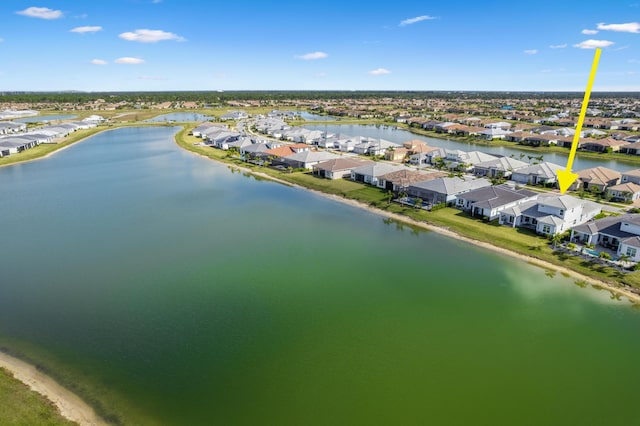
[
  {"left": 115, "top": 57, "right": 145, "bottom": 64},
  {"left": 368, "top": 68, "right": 391, "bottom": 75},
  {"left": 523, "top": 49, "right": 538, "bottom": 54},
  {"left": 119, "top": 29, "right": 185, "bottom": 43},
  {"left": 90, "top": 59, "right": 107, "bottom": 65},
  {"left": 574, "top": 39, "right": 614, "bottom": 49},
  {"left": 549, "top": 44, "right": 567, "bottom": 49},
  {"left": 597, "top": 22, "right": 640, "bottom": 33},
  {"left": 296, "top": 51, "right": 328, "bottom": 60},
  {"left": 582, "top": 29, "right": 599, "bottom": 35},
  {"left": 17, "top": 7, "right": 63, "bottom": 19},
  {"left": 399, "top": 15, "right": 437, "bottom": 26},
  {"left": 71, "top": 26, "right": 103, "bottom": 34}
]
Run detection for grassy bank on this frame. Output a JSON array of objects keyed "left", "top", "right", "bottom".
[{"left": 0, "top": 367, "right": 77, "bottom": 426}]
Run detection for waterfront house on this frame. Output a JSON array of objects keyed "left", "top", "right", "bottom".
[
  {"left": 378, "top": 169, "right": 447, "bottom": 192},
  {"left": 281, "top": 150, "right": 341, "bottom": 170},
  {"left": 455, "top": 184, "right": 538, "bottom": 220},
  {"left": 407, "top": 177, "right": 492, "bottom": 205},
  {"left": 192, "top": 122, "right": 223, "bottom": 138},
  {"left": 571, "top": 214, "right": 640, "bottom": 261},
  {"left": 581, "top": 138, "right": 627, "bottom": 153},
  {"left": 351, "top": 163, "right": 408, "bottom": 188},
  {"left": 220, "top": 111, "right": 248, "bottom": 121},
  {"left": 606, "top": 182, "right": 640, "bottom": 203},
  {"left": 313, "top": 158, "right": 374, "bottom": 179},
  {"left": 510, "top": 162, "right": 564, "bottom": 186},
  {"left": 478, "top": 128, "right": 512, "bottom": 140},
  {"left": 499, "top": 194, "right": 601, "bottom": 236}
]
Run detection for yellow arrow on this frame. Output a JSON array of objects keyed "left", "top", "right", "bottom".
[{"left": 557, "top": 48, "right": 602, "bottom": 194}]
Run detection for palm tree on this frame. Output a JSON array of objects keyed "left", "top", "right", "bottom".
[
  {"left": 415, "top": 197, "right": 423, "bottom": 210},
  {"left": 550, "top": 233, "right": 563, "bottom": 249}
]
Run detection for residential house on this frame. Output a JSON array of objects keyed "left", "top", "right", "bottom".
[
  {"left": 606, "top": 182, "right": 640, "bottom": 202},
  {"left": 510, "top": 162, "right": 564, "bottom": 186},
  {"left": 351, "top": 163, "right": 408, "bottom": 188},
  {"left": 478, "top": 128, "right": 512, "bottom": 140},
  {"left": 281, "top": 150, "right": 341, "bottom": 170},
  {"left": 499, "top": 194, "right": 601, "bottom": 236},
  {"left": 621, "top": 169, "right": 640, "bottom": 185},
  {"left": 384, "top": 147, "right": 409, "bottom": 162},
  {"left": 378, "top": 169, "right": 447, "bottom": 192},
  {"left": 473, "top": 157, "right": 529, "bottom": 179},
  {"left": 313, "top": 158, "right": 374, "bottom": 179},
  {"left": 580, "top": 138, "right": 627, "bottom": 153},
  {"left": 407, "top": 177, "right": 492, "bottom": 205},
  {"left": 455, "top": 184, "right": 538, "bottom": 220},
  {"left": 571, "top": 214, "right": 640, "bottom": 261},
  {"left": 220, "top": 111, "right": 248, "bottom": 121},
  {"left": 570, "top": 166, "right": 621, "bottom": 192}
]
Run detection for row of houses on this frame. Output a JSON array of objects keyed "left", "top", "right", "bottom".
[{"left": 0, "top": 116, "right": 104, "bottom": 157}]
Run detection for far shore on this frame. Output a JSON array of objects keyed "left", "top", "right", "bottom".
[{"left": 0, "top": 351, "right": 105, "bottom": 426}]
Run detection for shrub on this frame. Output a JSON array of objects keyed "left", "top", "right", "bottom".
[
  {"left": 599, "top": 252, "right": 611, "bottom": 260},
  {"left": 567, "top": 243, "right": 577, "bottom": 250}
]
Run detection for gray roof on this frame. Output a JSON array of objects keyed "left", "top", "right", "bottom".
[
  {"left": 459, "top": 185, "right": 537, "bottom": 209},
  {"left": 621, "top": 236, "right": 640, "bottom": 248},
  {"left": 314, "top": 157, "right": 373, "bottom": 172},
  {"left": 474, "top": 157, "right": 529, "bottom": 171},
  {"left": 352, "top": 162, "right": 407, "bottom": 177},
  {"left": 501, "top": 199, "right": 546, "bottom": 218},
  {"left": 284, "top": 150, "right": 340, "bottom": 164},
  {"left": 410, "top": 177, "right": 491, "bottom": 195},
  {"left": 538, "top": 215, "right": 565, "bottom": 227},
  {"left": 573, "top": 214, "right": 640, "bottom": 238},
  {"left": 537, "top": 194, "right": 583, "bottom": 210},
  {"left": 512, "top": 162, "right": 564, "bottom": 178}
]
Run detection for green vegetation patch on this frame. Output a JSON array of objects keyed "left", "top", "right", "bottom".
[{"left": 0, "top": 367, "right": 77, "bottom": 426}]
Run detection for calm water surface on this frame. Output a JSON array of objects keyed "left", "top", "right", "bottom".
[
  {"left": 305, "top": 124, "right": 640, "bottom": 172},
  {"left": 0, "top": 127, "right": 639, "bottom": 425}
]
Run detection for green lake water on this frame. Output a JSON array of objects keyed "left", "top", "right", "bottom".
[{"left": 0, "top": 126, "right": 639, "bottom": 425}]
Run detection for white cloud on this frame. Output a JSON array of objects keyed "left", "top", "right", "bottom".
[
  {"left": 549, "top": 44, "right": 567, "bottom": 49},
  {"left": 614, "top": 45, "right": 630, "bottom": 51},
  {"left": 573, "top": 39, "right": 614, "bottom": 49},
  {"left": 523, "top": 49, "right": 538, "bottom": 54},
  {"left": 119, "top": 29, "right": 185, "bottom": 43},
  {"left": 597, "top": 22, "right": 640, "bottom": 33},
  {"left": 71, "top": 26, "right": 103, "bottom": 34},
  {"left": 295, "top": 51, "right": 328, "bottom": 60},
  {"left": 582, "top": 29, "right": 599, "bottom": 35},
  {"left": 399, "top": 15, "right": 437, "bottom": 26},
  {"left": 90, "top": 59, "right": 107, "bottom": 65},
  {"left": 368, "top": 68, "right": 391, "bottom": 75},
  {"left": 16, "top": 7, "right": 63, "bottom": 19},
  {"left": 115, "top": 57, "right": 145, "bottom": 64}
]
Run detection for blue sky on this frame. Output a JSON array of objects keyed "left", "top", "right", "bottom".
[{"left": 0, "top": 0, "right": 639, "bottom": 92}]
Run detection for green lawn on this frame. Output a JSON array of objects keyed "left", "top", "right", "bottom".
[{"left": 0, "top": 367, "right": 77, "bottom": 426}]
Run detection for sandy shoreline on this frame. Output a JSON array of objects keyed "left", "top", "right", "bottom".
[{"left": 0, "top": 352, "right": 105, "bottom": 425}]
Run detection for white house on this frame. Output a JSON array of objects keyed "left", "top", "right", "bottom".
[
  {"left": 571, "top": 214, "right": 640, "bottom": 261},
  {"left": 499, "top": 194, "right": 601, "bottom": 236}
]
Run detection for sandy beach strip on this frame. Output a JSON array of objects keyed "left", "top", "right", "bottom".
[{"left": 0, "top": 351, "right": 106, "bottom": 426}]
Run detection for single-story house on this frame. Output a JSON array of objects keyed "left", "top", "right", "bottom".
[
  {"left": 313, "top": 158, "right": 374, "bottom": 179},
  {"left": 473, "top": 157, "right": 529, "bottom": 179},
  {"left": 378, "top": 169, "right": 447, "bottom": 192},
  {"left": 281, "top": 150, "right": 341, "bottom": 170},
  {"left": 455, "top": 184, "right": 538, "bottom": 220},
  {"left": 510, "top": 162, "right": 564, "bottom": 186},
  {"left": 606, "top": 182, "right": 640, "bottom": 202},
  {"left": 407, "top": 177, "right": 492, "bottom": 205},
  {"left": 570, "top": 166, "right": 621, "bottom": 192},
  {"left": 351, "top": 163, "right": 409, "bottom": 188},
  {"left": 571, "top": 214, "right": 640, "bottom": 261}
]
